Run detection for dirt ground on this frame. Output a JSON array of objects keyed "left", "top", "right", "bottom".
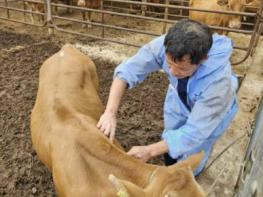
[
  {"left": 0, "top": 1, "right": 262, "bottom": 197},
  {"left": 0, "top": 22, "right": 169, "bottom": 196}
]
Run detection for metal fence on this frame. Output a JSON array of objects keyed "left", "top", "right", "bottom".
[{"left": 0, "top": 0, "right": 263, "bottom": 65}]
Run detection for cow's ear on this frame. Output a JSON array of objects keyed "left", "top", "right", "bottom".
[
  {"left": 108, "top": 174, "right": 145, "bottom": 196},
  {"left": 217, "top": 0, "right": 229, "bottom": 6},
  {"left": 173, "top": 168, "right": 188, "bottom": 190},
  {"left": 245, "top": 0, "right": 254, "bottom": 4},
  {"left": 184, "top": 151, "right": 205, "bottom": 172},
  {"left": 108, "top": 174, "right": 129, "bottom": 196},
  {"left": 164, "top": 191, "right": 178, "bottom": 197}
]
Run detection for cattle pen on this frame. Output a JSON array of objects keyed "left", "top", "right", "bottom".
[{"left": 0, "top": 0, "right": 263, "bottom": 196}]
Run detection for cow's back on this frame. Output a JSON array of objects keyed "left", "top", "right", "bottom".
[{"left": 31, "top": 44, "right": 104, "bottom": 167}]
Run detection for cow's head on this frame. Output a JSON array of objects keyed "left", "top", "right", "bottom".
[
  {"left": 77, "top": 0, "right": 86, "bottom": 7},
  {"left": 245, "top": 0, "right": 260, "bottom": 6},
  {"left": 109, "top": 151, "right": 206, "bottom": 197},
  {"left": 217, "top": 0, "right": 247, "bottom": 28}
]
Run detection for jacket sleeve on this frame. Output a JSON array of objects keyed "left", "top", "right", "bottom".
[
  {"left": 114, "top": 36, "right": 165, "bottom": 89},
  {"left": 162, "top": 72, "right": 236, "bottom": 158}
]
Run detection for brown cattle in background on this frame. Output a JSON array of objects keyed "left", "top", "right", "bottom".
[
  {"left": 77, "top": 0, "right": 102, "bottom": 28},
  {"left": 24, "top": 0, "right": 73, "bottom": 24},
  {"left": 245, "top": 0, "right": 261, "bottom": 8},
  {"left": 189, "top": 0, "right": 249, "bottom": 34},
  {"left": 30, "top": 44, "right": 206, "bottom": 196}
]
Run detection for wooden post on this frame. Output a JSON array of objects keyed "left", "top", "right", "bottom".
[
  {"left": 162, "top": 0, "right": 169, "bottom": 34},
  {"left": 101, "top": 0, "right": 105, "bottom": 38},
  {"left": 4, "top": 0, "right": 10, "bottom": 19},
  {"left": 46, "top": 0, "right": 54, "bottom": 34},
  {"left": 141, "top": 0, "right": 147, "bottom": 16},
  {"left": 23, "top": 0, "right": 27, "bottom": 22}
]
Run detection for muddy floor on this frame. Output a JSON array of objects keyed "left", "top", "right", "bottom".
[{"left": 0, "top": 26, "right": 169, "bottom": 196}]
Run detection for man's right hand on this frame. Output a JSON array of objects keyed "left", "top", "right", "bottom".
[
  {"left": 97, "top": 77, "right": 127, "bottom": 143},
  {"left": 97, "top": 111, "right": 117, "bottom": 143}
]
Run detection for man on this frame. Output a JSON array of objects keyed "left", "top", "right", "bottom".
[{"left": 97, "top": 19, "right": 238, "bottom": 175}]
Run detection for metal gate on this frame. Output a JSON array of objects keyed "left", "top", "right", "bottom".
[{"left": 0, "top": 0, "right": 263, "bottom": 65}]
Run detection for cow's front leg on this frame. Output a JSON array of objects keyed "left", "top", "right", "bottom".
[
  {"left": 67, "top": 0, "right": 73, "bottom": 14},
  {"left": 30, "top": 7, "right": 35, "bottom": 24},
  {"left": 87, "top": 11, "right": 92, "bottom": 28},
  {"left": 52, "top": 4, "right": 58, "bottom": 16},
  {"left": 82, "top": 11, "right": 87, "bottom": 28}
]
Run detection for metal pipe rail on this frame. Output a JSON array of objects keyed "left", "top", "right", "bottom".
[
  {"left": 102, "top": 4, "right": 256, "bottom": 28},
  {"left": 53, "top": 15, "right": 160, "bottom": 37},
  {"left": 104, "top": 0, "right": 256, "bottom": 17},
  {"left": 52, "top": 3, "right": 255, "bottom": 35}
]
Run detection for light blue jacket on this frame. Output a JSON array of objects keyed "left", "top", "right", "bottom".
[{"left": 114, "top": 34, "right": 238, "bottom": 175}]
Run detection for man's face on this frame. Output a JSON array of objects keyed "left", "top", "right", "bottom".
[{"left": 166, "top": 54, "right": 199, "bottom": 79}]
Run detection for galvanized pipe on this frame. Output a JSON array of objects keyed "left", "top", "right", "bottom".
[
  {"left": 232, "top": 2, "right": 263, "bottom": 65},
  {"left": 52, "top": 3, "right": 254, "bottom": 34},
  {"left": 103, "top": 5, "right": 256, "bottom": 28},
  {"left": 53, "top": 15, "right": 160, "bottom": 36},
  {"left": 0, "top": 5, "right": 45, "bottom": 15},
  {"left": 0, "top": 16, "right": 45, "bottom": 26},
  {"left": 53, "top": 24, "right": 141, "bottom": 47}
]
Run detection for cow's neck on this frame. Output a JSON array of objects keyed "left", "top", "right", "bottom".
[{"left": 75, "top": 124, "right": 157, "bottom": 188}]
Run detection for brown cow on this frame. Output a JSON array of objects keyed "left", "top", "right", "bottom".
[
  {"left": 31, "top": 44, "right": 206, "bottom": 197},
  {"left": 24, "top": 0, "right": 45, "bottom": 24},
  {"left": 189, "top": 0, "right": 248, "bottom": 34},
  {"left": 77, "top": 0, "right": 101, "bottom": 28},
  {"left": 246, "top": 0, "right": 261, "bottom": 8},
  {"left": 24, "top": 0, "right": 73, "bottom": 24}
]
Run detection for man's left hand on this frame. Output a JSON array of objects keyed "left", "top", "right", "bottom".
[{"left": 127, "top": 146, "right": 152, "bottom": 162}]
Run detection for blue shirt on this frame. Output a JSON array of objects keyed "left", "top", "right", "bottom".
[
  {"left": 178, "top": 77, "right": 190, "bottom": 111},
  {"left": 114, "top": 34, "right": 238, "bottom": 175}
]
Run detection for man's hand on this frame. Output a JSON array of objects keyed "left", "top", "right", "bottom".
[
  {"left": 127, "top": 146, "right": 152, "bottom": 162},
  {"left": 97, "top": 77, "right": 127, "bottom": 143},
  {"left": 127, "top": 141, "right": 169, "bottom": 162},
  {"left": 97, "top": 111, "right": 116, "bottom": 143}
]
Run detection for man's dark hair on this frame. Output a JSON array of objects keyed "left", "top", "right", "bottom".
[{"left": 164, "top": 19, "right": 213, "bottom": 65}]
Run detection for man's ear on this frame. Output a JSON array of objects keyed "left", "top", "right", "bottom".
[
  {"left": 202, "top": 55, "right": 208, "bottom": 62},
  {"left": 217, "top": 0, "right": 229, "bottom": 6}
]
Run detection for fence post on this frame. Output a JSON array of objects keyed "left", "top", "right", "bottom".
[
  {"left": 162, "top": 0, "right": 169, "bottom": 34},
  {"left": 101, "top": 0, "right": 105, "bottom": 38},
  {"left": 141, "top": 0, "right": 147, "bottom": 16},
  {"left": 23, "top": 0, "right": 27, "bottom": 22},
  {"left": 46, "top": 0, "right": 54, "bottom": 34},
  {"left": 252, "top": 3, "right": 263, "bottom": 55},
  {"left": 4, "top": 0, "right": 10, "bottom": 19}
]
